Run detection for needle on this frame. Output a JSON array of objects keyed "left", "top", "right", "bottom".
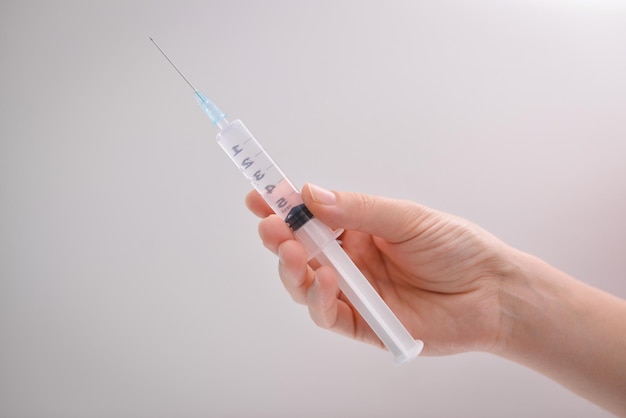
[
  {"left": 150, "top": 37, "right": 227, "bottom": 127},
  {"left": 149, "top": 37, "right": 198, "bottom": 92}
]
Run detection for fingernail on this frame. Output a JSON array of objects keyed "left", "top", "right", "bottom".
[
  {"left": 308, "top": 183, "right": 336, "bottom": 206},
  {"left": 307, "top": 278, "right": 320, "bottom": 304},
  {"left": 277, "top": 244, "right": 285, "bottom": 263}
]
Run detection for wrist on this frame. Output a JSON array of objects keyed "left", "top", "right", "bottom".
[
  {"left": 493, "top": 249, "right": 626, "bottom": 415},
  {"left": 494, "top": 250, "right": 578, "bottom": 360}
]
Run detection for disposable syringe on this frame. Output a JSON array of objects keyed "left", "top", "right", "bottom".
[{"left": 150, "top": 38, "right": 423, "bottom": 364}]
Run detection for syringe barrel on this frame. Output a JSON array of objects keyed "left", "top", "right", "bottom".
[
  {"left": 295, "top": 221, "right": 423, "bottom": 364},
  {"left": 216, "top": 120, "right": 304, "bottom": 218},
  {"left": 215, "top": 119, "right": 423, "bottom": 363}
]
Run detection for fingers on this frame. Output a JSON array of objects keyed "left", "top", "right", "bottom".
[
  {"left": 256, "top": 208, "right": 382, "bottom": 345},
  {"left": 307, "top": 267, "right": 384, "bottom": 347},
  {"left": 252, "top": 189, "right": 314, "bottom": 304},
  {"left": 245, "top": 189, "right": 273, "bottom": 218},
  {"left": 258, "top": 214, "right": 294, "bottom": 254},
  {"left": 276, "top": 240, "right": 381, "bottom": 345},
  {"left": 249, "top": 185, "right": 428, "bottom": 245},
  {"left": 277, "top": 239, "right": 314, "bottom": 304},
  {"left": 307, "top": 267, "right": 341, "bottom": 327},
  {"left": 302, "top": 183, "right": 429, "bottom": 244},
  {"left": 277, "top": 243, "right": 358, "bottom": 338},
  {"left": 256, "top": 215, "right": 314, "bottom": 305},
  {"left": 246, "top": 186, "right": 388, "bottom": 347}
]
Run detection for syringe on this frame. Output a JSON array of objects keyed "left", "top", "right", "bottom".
[{"left": 150, "top": 38, "right": 423, "bottom": 364}]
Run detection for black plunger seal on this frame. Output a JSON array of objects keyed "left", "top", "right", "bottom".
[{"left": 285, "top": 204, "right": 314, "bottom": 231}]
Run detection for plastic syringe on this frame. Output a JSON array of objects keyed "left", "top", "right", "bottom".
[{"left": 150, "top": 38, "right": 423, "bottom": 364}]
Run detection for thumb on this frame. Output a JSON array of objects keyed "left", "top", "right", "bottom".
[{"left": 301, "top": 183, "right": 428, "bottom": 243}]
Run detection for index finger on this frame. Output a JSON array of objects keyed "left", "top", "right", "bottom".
[{"left": 245, "top": 189, "right": 274, "bottom": 218}]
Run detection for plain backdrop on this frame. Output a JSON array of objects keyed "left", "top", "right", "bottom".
[{"left": 1, "top": 1, "right": 625, "bottom": 417}]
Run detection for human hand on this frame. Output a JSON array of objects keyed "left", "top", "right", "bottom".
[
  {"left": 246, "top": 183, "right": 519, "bottom": 356},
  {"left": 247, "top": 183, "right": 626, "bottom": 414}
]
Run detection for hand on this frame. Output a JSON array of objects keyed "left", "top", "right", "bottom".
[
  {"left": 246, "top": 183, "right": 518, "bottom": 356},
  {"left": 247, "top": 183, "right": 626, "bottom": 414}
]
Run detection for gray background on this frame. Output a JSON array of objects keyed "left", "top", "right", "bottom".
[{"left": 1, "top": 1, "right": 625, "bottom": 417}]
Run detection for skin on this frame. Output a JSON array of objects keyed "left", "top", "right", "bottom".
[{"left": 246, "top": 183, "right": 626, "bottom": 416}]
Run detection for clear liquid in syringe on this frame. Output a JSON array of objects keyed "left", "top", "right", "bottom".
[{"left": 216, "top": 120, "right": 303, "bottom": 217}]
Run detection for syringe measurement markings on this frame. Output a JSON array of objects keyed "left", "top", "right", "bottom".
[
  {"left": 227, "top": 135, "right": 297, "bottom": 215},
  {"left": 263, "top": 162, "right": 276, "bottom": 172}
]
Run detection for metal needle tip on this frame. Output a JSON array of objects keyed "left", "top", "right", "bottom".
[{"left": 150, "top": 37, "right": 198, "bottom": 92}]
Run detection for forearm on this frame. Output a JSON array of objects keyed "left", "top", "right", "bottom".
[{"left": 495, "top": 250, "right": 626, "bottom": 415}]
